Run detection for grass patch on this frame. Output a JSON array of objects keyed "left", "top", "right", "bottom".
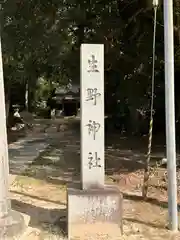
[
  {"left": 12, "top": 175, "right": 46, "bottom": 188},
  {"left": 12, "top": 175, "right": 67, "bottom": 192}
]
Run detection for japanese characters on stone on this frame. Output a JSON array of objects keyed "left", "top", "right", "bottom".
[
  {"left": 86, "top": 120, "right": 100, "bottom": 140},
  {"left": 88, "top": 152, "right": 101, "bottom": 169},
  {"left": 87, "top": 55, "right": 99, "bottom": 73},
  {"left": 86, "top": 89, "right": 101, "bottom": 168},
  {"left": 86, "top": 88, "right": 101, "bottom": 106},
  {"left": 82, "top": 46, "right": 104, "bottom": 173}
]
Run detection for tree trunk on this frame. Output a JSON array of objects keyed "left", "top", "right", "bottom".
[
  {"left": 129, "top": 106, "right": 140, "bottom": 134},
  {"left": 5, "top": 100, "right": 10, "bottom": 122},
  {"left": 25, "top": 82, "right": 28, "bottom": 110},
  {"left": 5, "top": 89, "right": 10, "bottom": 125},
  {"left": 28, "top": 83, "right": 33, "bottom": 112},
  {"left": 27, "top": 76, "right": 37, "bottom": 113}
]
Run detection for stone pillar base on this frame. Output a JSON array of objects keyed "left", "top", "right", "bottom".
[
  {"left": 0, "top": 210, "right": 27, "bottom": 239},
  {"left": 67, "top": 185, "right": 123, "bottom": 240}
]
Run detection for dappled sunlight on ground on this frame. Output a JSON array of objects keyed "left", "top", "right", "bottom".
[{"left": 8, "top": 118, "right": 180, "bottom": 239}]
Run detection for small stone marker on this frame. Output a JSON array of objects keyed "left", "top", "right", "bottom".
[
  {"left": 67, "top": 44, "right": 123, "bottom": 240},
  {"left": 81, "top": 44, "right": 104, "bottom": 189}
]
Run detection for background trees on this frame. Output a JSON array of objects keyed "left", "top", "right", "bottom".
[{"left": 1, "top": 0, "right": 180, "bottom": 134}]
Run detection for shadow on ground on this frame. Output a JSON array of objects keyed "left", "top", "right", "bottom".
[
  {"left": 11, "top": 198, "right": 67, "bottom": 237},
  {"left": 7, "top": 128, "right": 26, "bottom": 144},
  {"left": 11, "top": 190, "right": 66, "bottom": 206},
  {"left": 10, "top": 118, "right": 170, "bottom": 189},
  {"left": 123, "top": 192, "right": 168, "bottom": 209},
  {"left": 9, "top": 136, "right": 49, "bottom": 176},
  {"left": 124, "top": 217, "right": 167, "bottom": 230},
  {"left": 10, "top": 118, "right": 180, "bottom": 237},
  {"left": 16, "top": 135, "right": 146, "bottom": 188}
]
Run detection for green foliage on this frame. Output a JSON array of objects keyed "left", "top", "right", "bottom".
[{"left": 1, "top": 0, "right": 180, "bottom": 123}]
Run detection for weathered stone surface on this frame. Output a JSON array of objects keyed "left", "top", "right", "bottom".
[
  {"left": 67, "top": 44, "right": 123, "bottom": 239},
  {"left": 67, "top": 185, "right": 123, "bottom": 240},
  {"left": 0, "top": 210, "right": 27, "bottom": 239},
  {"left": 80, "top": 44, "right": 105, "bottom": 190}
]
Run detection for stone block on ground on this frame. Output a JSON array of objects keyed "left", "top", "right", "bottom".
[
  {"left": 67, "top": 185, "right": 123, "bottom": 240},
  {"left": 0, "top": 210, "right": 29, "bottom": 240}
]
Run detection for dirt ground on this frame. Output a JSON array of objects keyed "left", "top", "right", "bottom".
[{"left": 9, "top": 118, "right": 180, "bottom": 239}]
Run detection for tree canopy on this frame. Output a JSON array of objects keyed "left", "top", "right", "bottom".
[{"left": 1, "top": 0, "right": 180, "bottom": 131}]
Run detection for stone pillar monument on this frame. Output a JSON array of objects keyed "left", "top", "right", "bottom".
[
  {"left": 67, "top": 44, "right": 123, "bottom": 240},
  {"left": 81, "top": 44, "right": 104, "bottom": 189}
]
